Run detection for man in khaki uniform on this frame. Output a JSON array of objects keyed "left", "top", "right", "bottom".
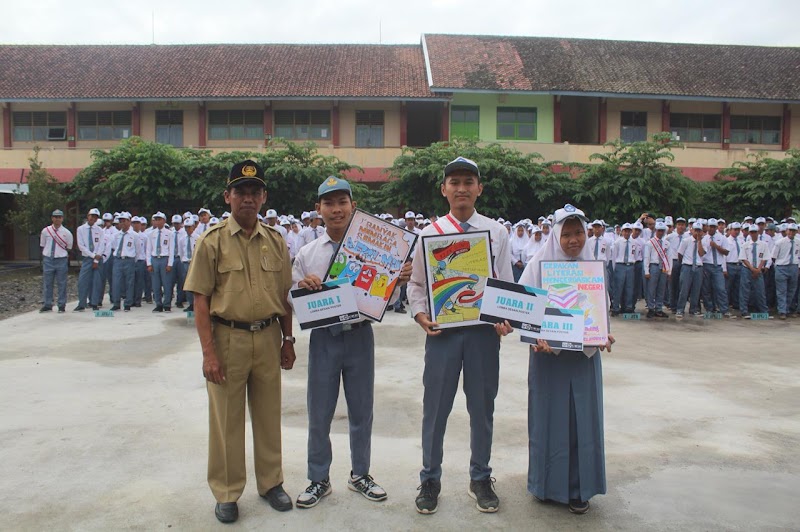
[{"left": 184, "top": 159, "right": 297, "bottom": 524}]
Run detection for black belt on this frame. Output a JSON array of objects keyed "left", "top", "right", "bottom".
[{"left": 213, "top": 315, "right": 276, "bottom": 332}]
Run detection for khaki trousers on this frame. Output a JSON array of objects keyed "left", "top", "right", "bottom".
[{"left": 207, "top": 322, "right": 283, "bottom": 502}]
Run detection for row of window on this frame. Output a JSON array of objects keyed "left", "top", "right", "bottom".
[
  {"left": 10, "top": 110, "right": 387, "bottom": 147},
  {"left": 10, "top": 109, "right": 784, "bottom": 146}
]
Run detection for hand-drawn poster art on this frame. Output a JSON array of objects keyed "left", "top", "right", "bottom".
[
  {"left": 421, "top": 231, "right": 493, "bottom": 329},
  {"left": 324, "top": 209, "right": 418, "bottom": 321},
  {"left": 539, "top": 260, "right": 610, "bottom": 346}
]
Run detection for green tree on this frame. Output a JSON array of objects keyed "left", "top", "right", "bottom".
[
  {"left": 575, "top": 133, "right": 696, "bottom": 222},
  {"left": 716, "top": 149, "right": 800, "bottom": 219},
  {"left": 67, "top": 138, "right": 363, "bottom": 216},
  {"left": 378, "top": 139, "right": 578, "bottom": 220},
  {"left": 6, "top": 147, "right": 67, "bottom": 234}
]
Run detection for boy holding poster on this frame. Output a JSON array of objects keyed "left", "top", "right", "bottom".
[
  {"left": 291, "top": 177, "right": 412, "bottom": 509},
  {"left": 407, "top": 157, "right": 513, "bottom": 515}
]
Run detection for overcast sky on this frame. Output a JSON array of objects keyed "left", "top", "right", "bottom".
[{"left": 4, "top": 0, "right": 799, "bottom": 47}]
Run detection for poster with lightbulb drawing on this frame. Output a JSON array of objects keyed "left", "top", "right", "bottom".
[
  {"left": 421, "top": 231, "right": 493, "bottom": 329},
  {"left": 324, "top": 209, "right": 418, "bottom": 322}
]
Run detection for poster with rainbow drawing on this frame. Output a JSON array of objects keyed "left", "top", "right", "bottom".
[
  {"left": 324, "top": 209, "right": 418, "bottom": 322},
  {"left": 421, "top": 231, "right": 493, "bottom": 329},
  {"left": 540, "top": 261, "right": 610, "bottom": 346}
]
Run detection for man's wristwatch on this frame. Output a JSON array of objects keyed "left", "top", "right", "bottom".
[{"left": 282, "top": 335, "right": 296, "bottom": 345}]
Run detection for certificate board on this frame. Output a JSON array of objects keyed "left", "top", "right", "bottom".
[
  {"left": 324, "top": 209, "right": 418, "bottom": 321},
  {"left": 421, "top": 230, "right": 493, "bottom": 329},
  {"left": 291, "top": 279, "right": 361, "bottom": 330},
  {"left": 479, "top": 277, "right": 548, "bottom": 333},
  {"left": 520, "top": 307, "right": 585, "bottom": 350},
  {"left": 540, "top": 260, "right": 610, "bottom": 346}
]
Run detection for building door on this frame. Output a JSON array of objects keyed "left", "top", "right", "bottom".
[{"left": 155, "top": 110, "right": 184, "bottom": 147}]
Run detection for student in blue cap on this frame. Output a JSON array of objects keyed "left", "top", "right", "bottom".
[{"left": 292, "top": 176, "right": 412, "bottom": 509}]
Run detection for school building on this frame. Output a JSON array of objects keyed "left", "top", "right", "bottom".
[{"left": 1, "top": 34, "right": 799, "bottom": 258}]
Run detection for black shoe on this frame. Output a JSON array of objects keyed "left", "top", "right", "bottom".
[
  {"left": 164, "top": 306, "right": 172, "bottom": 312},
  {"left": 110, "top": 305, "right": 121, "bottom": 311},
  {"left": 214, "top": 502, "right": 238, "bottom": 523},
  {"left": 415, "top": 478, "right": 441, "bottom": 514},
  {"left": 58, "top": 307, "right": 65, "bottom": 313},
  {"left": 73, "top": 306, "right": 85, "bottom": 312},
  {"left": 39, "top": 306, "right": 52, "bottom": 313},
  {"left": 569, "top": 499, "right": 590, "bottom": 514},
  {"left": 184, "top": 305, "right": 194, "bottom": 312},
  {"left": 610, "top": 311, "right": 619, "bottom": 317},
  {"left": 654, "top": 311, "right": 669, "bottom": 318},
  {"left": 468, "top": 478, "right": 499, "bottom": 513},
  {"left": 394, "top": 306, "right": 407, "bottom": 314},
  {"left": 152, "top": 306, "right": 163, "bottom": 313},
  {"left": 262, "top": 483, "right": 293, "bottom": 512},
  {"left": 124, "top": 306, "right": 131, "bottom": 312},
  {"left": 91, "top": 305, "right": 99, "bottom": 311},
  {"left": 133, "top": 303, "right": 142, "bottom": 308},
  {"left": 144, "top": 298, "right": 153, "bottom": 303},
  {"left": 175, "top": 302, "right": 184, "bottom": 308},
  {"left": 646, "top": 310, "right": 655, "bottom": 318}
]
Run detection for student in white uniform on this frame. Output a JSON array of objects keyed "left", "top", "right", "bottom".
[
  {"left": 524, "top": 226, "right": 545, "bottom": 262},
  {"left": 109, "top": 212, "right": 137, "bottom": 311},
  {"left": 643, "top": 222, "right": 671, "bottom": 318},
  {"left": 75, "top": 207, "right": 105, "bottom": 311},
  {"left": 298, "top": 212, "right": 325, "bottom": 248},
  {"left": 509, "top": 223, "right": 530, "bottom": 282},
  {"left": 666, "top": 217, "right": 688, "bottom": 311},
  {"left": 700, "top": 218, "right": 733, "bottom": 317},
  {"left": 39, "top": 209, "right": 74, "bottom": 313},
  {"left": 177, "top": 217, "right": 198, "bottom": 312},
  {"left": 726, "top": 222, "right": 745, "bottom": 311},
  {"left": 610, "top": 223, "right": 636, "bottom": 315},
  {"left": 265, "top": 209, "right": 288, "bottom": 238},
  {"left": 675, "top": 222, "right": 706, "bottom": 319},
  {"left": 739, "top": 224, "right": 770, "bottom": 318},
  {"left": 771, "top": 223, "right": 799, "bottom": 319}
]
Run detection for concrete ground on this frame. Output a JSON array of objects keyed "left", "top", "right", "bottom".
[{"left": 1, "top": 303, "right": 798, "bottom": 531}]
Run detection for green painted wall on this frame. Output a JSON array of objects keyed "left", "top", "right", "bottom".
[{"left": 450, "top": 93, "right": 554, "bottom": 143}]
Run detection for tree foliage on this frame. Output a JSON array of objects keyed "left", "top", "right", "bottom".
[
  {"left": 66, "top": 138, "right": 363, "bottom": 216},
  {"left": 376, "top": 138, "right": 579, "bottom": 219},
  {"left": 716, "top": 149, "right": 800, "bottom": 219},
  {"left": 6, "top": 147, "right": 67, "bottom": 234},
  {"left": 574, "top": 133, "right": 696, "bottom": 222}
]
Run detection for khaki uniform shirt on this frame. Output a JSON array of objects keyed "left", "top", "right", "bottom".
[{"left": 184, "top": 216, "right": 292, "bottom": 322}]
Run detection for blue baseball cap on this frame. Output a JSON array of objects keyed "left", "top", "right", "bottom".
[
  {"left": 51, "top": 209, "right": 64, "bottom": 217},
  {"left": 317, "top": 176, "right": 352, "bottom": 198}
]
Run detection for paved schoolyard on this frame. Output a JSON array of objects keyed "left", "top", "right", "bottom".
[{"left": 1, "top": 304, "right": 797, "bottom": 531}]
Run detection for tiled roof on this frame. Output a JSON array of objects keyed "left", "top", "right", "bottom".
[
  {"left": 423, "top": 34, "right": 800, "bottom": 101},
  {"left": 0, "top": 44, "right": 438, "bottom": 100}
]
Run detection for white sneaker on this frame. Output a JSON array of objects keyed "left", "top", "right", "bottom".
[
  {"left": 296, "top": 479, "right": 331, "bottom": 509},
  {"left": 348, "top": 472, "right": 387, "bottom": 501}
]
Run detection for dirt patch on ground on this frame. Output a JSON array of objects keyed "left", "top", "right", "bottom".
[{"left": 0, "top": 267, "right": 79, "bottom": 319}]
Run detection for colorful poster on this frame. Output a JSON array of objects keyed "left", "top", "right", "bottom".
[
  {"left": 324, "top": 209, "right": 418, "bottom": 321},
  {"left": 421, "top": 231, "right": 493, "bottom": 329},
  {"left": 539, "top": 260, "right": 610, "bottom": 346}
]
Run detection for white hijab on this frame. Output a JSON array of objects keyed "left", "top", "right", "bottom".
[
  {"left": 523, "top": 228, "right": 545, "bottom": 262},
  {"left": 510, "top": 224, "right": 530, "bottom": 258}
]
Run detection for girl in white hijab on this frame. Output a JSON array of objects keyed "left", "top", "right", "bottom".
[
  {"left": 518, "top": 204, "right": 613, "bottom": 515},
  {"left": 523, "top": 226, "right": 545, "bottom": 262},
  {"left": 509, "top": 222, "right": 530, "bottom": 281}
]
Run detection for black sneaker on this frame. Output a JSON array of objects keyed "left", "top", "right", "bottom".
[
  {"left": 176, "top": 302, "right": 184, "bottom": 308},
  {"left": 654, "top": 311, "right": 669, "bottom": 318},
  {"left": 91, "top": 305, "right": 99, "bottom": 311},
  {"left": 394, "top": 306, "right": 407, "bottom": 314},
  {"left": 133, "top": 303, "right": 142, "bottom": 308},
  {"left": 39, "top": 306, "right": 51, "bottom": 313},
  {"left": 110, "top": 305, "right": 121, "bottom": 311},
  {"left": 468, "top": 478, "right": 499, "bottom": 513},
  {"left": 124, "top": 306, "right": 131, "bottom": 312},
  {"left": 164, "top": 306, "right": 172, "bottom": 312},
  {"left": 646, "top": 310, "right": 655, "bottom": 318},
  {"left": 415, "top": 479, "right": 441, "bottom": 514},
  {"left": 569, "top": 499, "right": 590, "bottom": 514},
  {"left": 296, "top": 479, "right": 331, "bottom": 509},
  {"left": 152, "top": 306, "right": 164, "bottom": 313},
  {"left": 348, "top": 472, "right": 387, "bottom": 501},
  {"left": 73, "top": 306, "right": 85, "bottom": 312},
  {"left": 58, "top": 307, "right": 65, "bottom": 313}
]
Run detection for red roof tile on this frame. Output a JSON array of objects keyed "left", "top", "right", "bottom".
[
  {"left": 0, "top": 44, "right": 438, "bottom": 100},
  {"left": 424, "top": 34, "right": 800, "bottom": 101}
]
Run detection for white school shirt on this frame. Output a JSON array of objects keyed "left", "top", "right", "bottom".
[
  {"left": 101, "top": 226, "right": 118, "bottom": 261},
  {"left": 177, "top": 230, "right": 198, "bottom": 263},
  {"left": 267, "top": 223, "right": 288, "bottom": 238},
  {"left": 678, "top": 236, "right": 703, "bottom": 267},
  {"left": 40, "top": 225, "right": 73, "bottom": 258},
  {"left": 771, "top": 236, "right": 800, "bottom": 267},
  {"left": 298, "top": 225, "right": 325, "bottom": 249},
  {"left": 632, "top": 236, "right": 645, "bottom": 261},
  {"left": 726, "top": 235, "right": 744, "bottom": 264},
  {"left": 145, "top": 227, "right": 175, "bottom": 267},
  {"left": 610, "top": 236, "right": 637, "bottom": 266},
  {"left": 665, "top": 230, "right": 687, "bottom": 262},
  {"left": 134, "top": 231, "right": 147, "bottom": 260},
  {"left": 701, "top": 233, "right": 729, "bottom": 267},
  {"left": 586, "top": 235, "right": 608, "bottom": 261},
  {"left": 407, "top": 210, "right": 513, "bottom": 319},
  {"left": 109, "top": 229, "right": 138, "bottom": 259},
  {"left": 740, "top": 239, "right": 770, "bottom": 268},
  {"left": 285, "top": 231, "right": 300, "bottom": 259},
  {"left": 290, "top": 229, "right": 400, "bottom": 324},
  {"left": 76, "top": 222, "right": 104, "bottom": 259},
  {"left": 643, "top": 237, "right": 672, "bottom": 274}
]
